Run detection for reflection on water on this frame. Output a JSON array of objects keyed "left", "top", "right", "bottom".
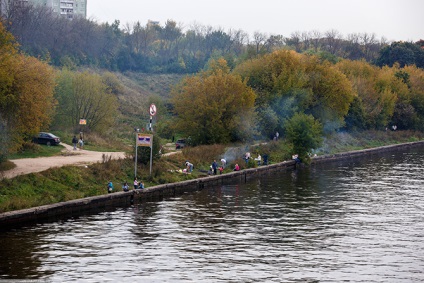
[{"left": 1, "top": 148, "right": 424, "bottom": 282}]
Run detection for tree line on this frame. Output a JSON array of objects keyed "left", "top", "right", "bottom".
[
  {"left": 1, "top": 4, "right": 424, "bottom": 164},
  {"left": 0, "top": 21, "right": 120, "bottom": 162},
  {"left": 2, "top": 4, "right": 423, "bottom": 74},
  {"left": 171, "top": 52, "right": 424, "bottom": 160}
]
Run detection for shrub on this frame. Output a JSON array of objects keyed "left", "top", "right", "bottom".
[{"left": 284, "top": 113, "right": 323, "bottom": 163}]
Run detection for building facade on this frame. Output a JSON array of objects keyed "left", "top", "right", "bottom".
[{"left": 0, "top": 0, "right": 87, "bottom": 19}]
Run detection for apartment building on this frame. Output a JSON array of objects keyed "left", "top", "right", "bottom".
[{"left": 0, "top": 0, "right": 87, "bottom": 19}]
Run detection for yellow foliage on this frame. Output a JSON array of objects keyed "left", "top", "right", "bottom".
[
  {"left": 171, "top": 59, "right": 256, "bottom": 144},
  {"left": 0, "top": 22, "right": 56, "bottom": 151},
  {"left": 236, "top": 50, "right": 355, "bottom": 125},
  {"left": 335, "top": 59, "right": 410, "bottom": 128}
]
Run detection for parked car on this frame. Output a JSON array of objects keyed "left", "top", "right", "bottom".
[
  {"left": 33, "top": 132, "right": 61, "bottom": 146},
  {"left": 175, "top": 139, "right": 186, "bottom": 149}
]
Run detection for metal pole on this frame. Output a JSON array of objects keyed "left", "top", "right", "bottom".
[
  {"left": 149, "top": 135, "right": 153, "bottom": 176},
  {"left": 135, "top": 132, "right": 138, "bottom": 178}
]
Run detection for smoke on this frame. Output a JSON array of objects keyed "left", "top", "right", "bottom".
[{"left": 221, "top": 146, "right": 248, "bottom": 164}]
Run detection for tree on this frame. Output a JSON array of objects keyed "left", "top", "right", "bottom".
[
  {"left": 171, "top": 59, "right": 256, "bottom": 145},
  {"left": 284, "top": 113, "right": 323, "bottom": 163},
  {"left": 54, "top": 70, "right": 118, "bottom": 132},
  {"left": 335, "top": 59, "right": 398, "bottom": 129},
  {"left": 235, "top": 50, "right": 354, "bottom": 133},
  {"left": 376, "top": 41, "right": 424, "bottom": 68},
  {"left": 0, "top": 22, "right": 56, "bottom": 153},
  {"left": 404, "top": 65, "right": 424, "bottom": 130}
]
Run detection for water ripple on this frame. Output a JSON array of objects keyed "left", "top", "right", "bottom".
[{"left": 1, "top": 148, "right": 424, "bottom": 282}]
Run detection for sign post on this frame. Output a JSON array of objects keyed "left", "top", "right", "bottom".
[
  {"left": 149, "top": 103, "right": 156, "bottom": 131},
  {"left": 134, "top": 129, "right": 138, "bottom": 178}
]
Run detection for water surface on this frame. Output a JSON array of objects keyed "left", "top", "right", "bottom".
[{"left": 1, "top": 148, "right": 424, "bottom": 282}]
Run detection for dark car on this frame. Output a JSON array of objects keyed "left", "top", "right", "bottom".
[
  {"left": 33, "top": 132, "right": 61, "bottom": 146},
  {"left": 175, "top": 139, "right": 186, "bottom": 149}
]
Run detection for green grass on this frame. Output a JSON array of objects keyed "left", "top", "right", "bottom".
[{"left": 8, "top": 144, "right": 65, "bottom": 159}]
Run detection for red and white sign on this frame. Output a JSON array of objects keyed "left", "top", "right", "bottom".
[{"left": 149, "top": 104, "right": 157, "bottom": 116}]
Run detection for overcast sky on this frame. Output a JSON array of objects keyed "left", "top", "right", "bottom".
[{"left": 87, "top": 0, "right": 423, "bottom": 42}]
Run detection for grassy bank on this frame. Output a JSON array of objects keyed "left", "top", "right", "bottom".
[{"left": 0, "top": 130, "right": 423, "bottom": 213}]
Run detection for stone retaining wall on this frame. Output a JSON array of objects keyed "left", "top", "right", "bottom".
[{"left": 1, "top": 140, "right": 423, "bottom": 230}]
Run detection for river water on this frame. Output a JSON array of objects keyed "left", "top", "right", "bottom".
[{"left": 1, "top": 147, "right": 424, "bottom": 282}]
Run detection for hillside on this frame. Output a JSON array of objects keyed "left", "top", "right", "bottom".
[
  {"left": 116, "top": 72, "right": 184, "bottom": 109},
  {"left": 112, "top": 71, "right": 185, "bottom": 129}
]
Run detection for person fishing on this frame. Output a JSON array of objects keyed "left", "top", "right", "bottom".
[{"left": 107, "top": 181, "right": 114, "bottom": 193}]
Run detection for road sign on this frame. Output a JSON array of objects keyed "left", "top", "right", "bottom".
[
  {"left": 136, "top": 134, "right": 153, "bottom": 147},
  {"left": 149, "top": 104, "right": 157, "bottom": 116}
]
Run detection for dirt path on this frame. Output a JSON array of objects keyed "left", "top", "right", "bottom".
[{"left": 1, "top": 143, "right": 126, "bottom": 179}]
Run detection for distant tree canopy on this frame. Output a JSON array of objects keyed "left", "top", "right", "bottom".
[
  {"left": 171, "top": 59, "right": 256, "bottom": 145},
  {"left": 54, "top": 70, "right": 119, "bottom": 133},
  {"left": 376, "top": 41, "right": 424, "bottom": 68},
  {"left": 4, "top": 3, "right": 422, "bottom": 75},
  {"left": 0, "top": 21, "right": 56, "bottom": 155}
]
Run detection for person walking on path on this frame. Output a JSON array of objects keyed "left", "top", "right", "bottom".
[
  {"left": 78, "top": 138, "right": 84, "bottom": 149},
  {"left": 212, "top": 160, "right": 218, "bottom": 175},
  {"left": 72, "top": 135, "right": 78, "bottom": 150}
]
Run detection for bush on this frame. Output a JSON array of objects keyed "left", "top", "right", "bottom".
[{"left": 284, "top": 113, "right": 323, "bottom": 163}]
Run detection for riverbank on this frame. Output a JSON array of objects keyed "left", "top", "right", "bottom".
[{"left": 1, "top": 140, "right": 423, "bottom": 230}]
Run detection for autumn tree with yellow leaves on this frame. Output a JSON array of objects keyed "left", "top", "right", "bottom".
[
  {"left": 171, "top": 59, "right": 256, "bottom": 145},
  {"left": 234, "top": 50, "right": 355, "bottom": 136},
  {"left": 0, "top": 22, "right": 56, "bottom": 159}
]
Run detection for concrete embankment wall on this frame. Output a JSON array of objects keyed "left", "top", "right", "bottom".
[{"left": 1, "top": 140, "right": 423, "bottom": 229}]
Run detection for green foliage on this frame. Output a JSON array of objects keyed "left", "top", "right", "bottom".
[
  {"left": 344, "top": 96, "right": 367, "bottom": 131},
  {"left": 335, "top": 60, "right": 405, "bottom": 130},
  {"left": 284, "top": 113, "right": 323, "bottom": 162},
  {"left": 54, "top": 70, "right": 119, "bottom": 133},
  {"left": 257, "top": 106, "right": 279, "bottom": 138},
  {"left": 0, "top": 119, "right": 7, "bottom": 164},
  {"left": 404, "top": 66, "right": 424, "bottom": 130},
  {"left": 376, "top": 41, "right": 424, "bottom": 68},
  {"left": 155, "top": 120, "right": 175, "bottom": 140}
]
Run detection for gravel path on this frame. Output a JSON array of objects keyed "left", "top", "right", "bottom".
[{"left": 1, "top": 143, "right": 126, "bottom": 179}]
